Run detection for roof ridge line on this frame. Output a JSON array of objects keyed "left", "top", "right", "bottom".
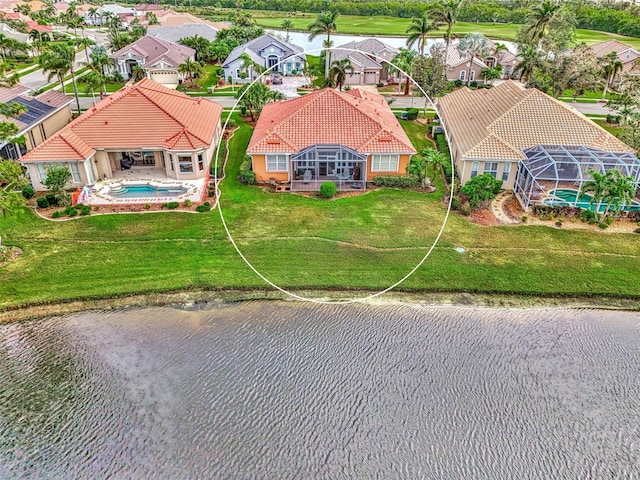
[
  {"left": 60, "top": 130, "right": 92, "bottom": 159},
  {"left": 135, "top": 84, "right": 189, "bottom": 128}
]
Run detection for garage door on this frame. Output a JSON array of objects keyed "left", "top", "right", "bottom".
[
  {"left": 345, "top": 72, "right": 361, "bottom": 85},
  {"left": 364, "top": 71, "right": 378, "bottom": 84},
  {"left": 150, "top": 70, "right": 179, "bottom": 85}
]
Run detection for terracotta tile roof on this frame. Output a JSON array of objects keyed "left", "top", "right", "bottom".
[
  {"left": 111, "top": 35, "right": 194, "bottom": 69},
  {"left": 23, "top": 129, "right": 93, "bottom": 162},
  {"left": 26, "top": 21, "right": 52, "bottom": 32},
  {"left": 21, "top": 78, "right": 222, "bottom": 163},
  {"left": 247, "top": 88, "right": 416, "bottom": 154},
  {"left": 35, "top": 90, "right": 74, "bottom": 109},
  {"left": 589, "top": 40, "right": 638, "bottom": 57},
  {"left": 437, "top": 81, "right": 633, "bottom": 161}
]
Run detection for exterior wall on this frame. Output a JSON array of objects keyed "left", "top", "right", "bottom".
[
  {"left": 24, "top": 106, "right": 73, "bottom": 151},
  {"left": 25, "top": 159, "right": 91, "bottom": 191},
  {"left": 458, "top": 158, "right": 518, "bottom": 189},
  {"left": 223, "top": 58, "right": 260, "bottom": 84},
  {"left": 251, "top": 154, "right": 289, "bottom": 183},
  {"left": 447, "top": 63, "right": 485, "bottom": 83},
  {"left": 365, "top": 153, "right": 411, "bottom": 180}
]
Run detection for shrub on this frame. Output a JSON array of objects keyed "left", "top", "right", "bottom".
[
  {"left": 460, "top": 173, "right": 503, "bottom": 208},
  {"left": 36, "top": 197, "right": 49, "bottom": 208},
  {"left": 454, "top": 79, "right": 463, "bottom": 88},
  {"left": 21, "top": 186, "right": 34, "bottom": 199},
  {"left": 240, "top": 105, "right": 247, "bottom": 116},
  {"left": 376, "top": 82, "right": 384, "bottom": 87},
  {"left": 196, "top": 202, "right": 211, "bottom": 213},
  {"left": 226, "top": 119, "right": 237, "bottom": 128},
  {"left": 406, "top": 108, "right": 419, "bottom": 120},
  {"left": 240, "top": 154, "right": 252, "bottom": 171},
  {"left": 80, "top": 205, "right": 91, "bottom": 216},
  {"left": 606, "top": 114, "right": 621, "bottom": 124},
  {"left": 451, "top": 194, "right": 462, "bottom": 211},
  {"left": 598, "top": 222, "right": 608, "bottom": 229},
  {"left": 372, "top": 175, "right": 419, "bottom": 188},
  {"left": 143, "top": 203, "right": 151, "bottom": 209},
  {"left": 184, "top": 199, "right": 192, "bottom": 207},
  {"left": 579, "top": 209, "right": 596, "bottom": 223},
  {"left": 67, "top": 208, "right": 77, "bottom": 217},
  {"left": 63, "top": 206, "right": 75, "bottom": 215},
  {"left": 74, "top": 203, "right": 84, "bottom": 210},
  {"left": 435, "top": 134, "right": 454, "bottom": 184},
  {"left": 634, "top": 227, "right": 640, "bottom": 234},
  {"left": 166, "top": 202, "right": 179, "bottom": 209},
  {"left": 555, "top": 219, "right": 563, "bottom": 227},
  {"left": 51, "top": 211, "right": 62, "bottom": 218},
  {"left": 207, "top": 183, "right": 217, "bottom": 197},
  {"left": 459, "top": 201, "right": 471, "bottom": 216},
  {"left": 239, "top": 170, "right": 257, "bottom": 185},
  {"left": 319, "top": 181, "right": 337, "bottom": 198},
  {"left": 469, "top": 80, "right": 478, "bottom": 88},
  {"left": 521, "top": 215, "right": 528, "bottom": 223},
  {"left": 45, "top": 194, "right": 58, "bottom": 205}
]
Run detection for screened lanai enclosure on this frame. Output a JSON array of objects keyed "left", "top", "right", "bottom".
[
  {"left": 514, "top": 145, "right": 640, "bottom": 210},
  {"left": 290, "top": 144, "right": 367, "bottom": 191}
]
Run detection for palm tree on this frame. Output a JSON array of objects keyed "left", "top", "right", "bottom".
[
  {"left": 408, "top": 155, "right": 429, "bottom": 186},
  {"left": 178, "top": 57, "right": 196, "bottom": 86},
  {"left": 308, "top": 10, "right": 338, "bottom": 77},
  {"left": 281, "top": 18, "right": 294, "bottom": 44},
  {"left": 428, "top": 0, "right": 464, "bottom": 65},
  {"left": 131, "top": 65, "right": 145, "bottom": 82},
  {"left": 87, "top": 7, "right": 98, "bottom": 27},
  {"left": 525, "top": 0, "right": 561, "bottom": 49},
  {"left": 384, "top": 47, "right": 417, "bottom": 95},
  {"left": 39, "top": 43, "right": 80, "bottom": 113},
  {"left": 0, "top": 34, "right": 12, "bottom": 61},
  {"left": 514, "top": 45, "right": 543, "bottom": 82},
  {"left": 329, "top": 58, "right": 354, "bottom": 91},
  {"left": 601, "top": 51, "right": 623, "bottom": 100},
  {"left": 457, "top": 33, "right": 491, "bottom": 86},
  {"left": 406, "top": 13, "right": 437, "bottom": 57},
  {"left": 580, "top": 168, "right": 635, "bottom": 224},
  {"left": 83, "top": 70, "right": 104, "bottom": 105},
  {"left": 76, "top": 35, "right": 96, "bottom": 65},
  {"left": 422, "top": 148, "right": 448, "bottom": 180}
]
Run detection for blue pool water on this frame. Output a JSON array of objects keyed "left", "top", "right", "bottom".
[
  {"left": 544, "top": 188, "right": 640, "bottom": 212},
  {"left": 109, "top": 184, "right": 188, "bottom": 198}
]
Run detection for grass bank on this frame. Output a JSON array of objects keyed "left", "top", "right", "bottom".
[
  {"left": 1, "top": 114, "right": 640, "bottom": 314},
  {"left": 252, "top": 11, "right": 640, "bottom": 49}
]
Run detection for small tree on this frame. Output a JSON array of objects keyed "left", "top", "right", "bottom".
[
  {"left": 407, "top": 155, "right": 429, "bottom": 186},
  {"left": 581, "top": 168, "right": 636, "bottom": 224},
  {"left": 0, "top": 159, "right": 28, "bottom": 218},
  {"left": 460, "top": 173, "right": 502, "bottom": 208},
  {"left": 43, "top": 164, "right": 72, "bottom": 205}
]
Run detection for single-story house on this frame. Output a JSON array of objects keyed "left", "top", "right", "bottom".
[
  {"left": 20, "top": 78, "right": 223, "bottom": 190},
  {"left": 110, "top": 35, "right": 195, "bottom": 86},
  {"left": 443, "top": 40, "right": 518, "bottom": 83},
  {"left": 336, "top": 38, "right": 398, "bottom": 82},
  {"left": 84, "top": 4, "right": 137, "bottom": 26},
  {"left": 247, "top": 88, "right": 416, "bottom": 191},
  {"left": 149, "top": 23, "right": 218, "bottom": 44},
  {"left": 436, "top": 81, "right": 636, "bottom": 207},
  {"left": 330, "top": 47, "right": 383, "bottom": 86},
  {"left": 0, "top": 84, "right": 72, "bottom": 160},
  {"left": 222, "top": 34, "right": 306, "bottom": 84},
  {"left": 574, "top": 40, "right": 640, "bottom": 80}
]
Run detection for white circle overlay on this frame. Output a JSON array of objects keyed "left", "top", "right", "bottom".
[{"left": 213, "top": 45, "right": 455, "bottom": 304}]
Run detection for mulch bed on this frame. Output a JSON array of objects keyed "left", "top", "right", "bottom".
[
  {"left": 469, "top": 207, "right": 500, "bottom": 226},
  {"left": 503, "top": 194, "right": 525, "bottom": 222},
  {"left": 0, "top": 246, "right": 22, "bottom": 266}
]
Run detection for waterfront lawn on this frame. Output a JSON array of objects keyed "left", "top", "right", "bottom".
[
  {"left": 252, "top": 11, "right": 640, "bottom": 49},
  {"left": 1, "top": 115, "right": 640, "bottom": 310}
]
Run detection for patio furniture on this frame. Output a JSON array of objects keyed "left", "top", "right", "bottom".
[{"left": 303, "top": 169, "right": 312, "bottom": 183}]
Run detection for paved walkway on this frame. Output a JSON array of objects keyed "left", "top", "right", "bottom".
[{"left": 491, "top": 191, "right": 520, "bottom": 224}]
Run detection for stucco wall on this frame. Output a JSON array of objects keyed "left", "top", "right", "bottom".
[
  {"left": 25, "top": 106, "right": 72, "bottom": 151},
  {"left": 251, "top": 154, "right": 289, "bottom": 183},
  {"left": 365, "top": 153, "right": 411, "bottom": 180},
  {"left": 447, "top": 63, "right": 485, "bottom": 83}
]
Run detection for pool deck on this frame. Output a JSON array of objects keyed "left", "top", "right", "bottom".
[{"left": 83, "top": 176, "right": 206, "bottom": 205}]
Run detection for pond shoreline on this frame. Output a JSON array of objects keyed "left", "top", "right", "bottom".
[{"left": 2, "top": 288, "right": 639, "bottom": 323}]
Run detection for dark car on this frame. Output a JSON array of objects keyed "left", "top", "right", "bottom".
[{"left": 271, "top": 74, "right": 283, "bottom": 85}]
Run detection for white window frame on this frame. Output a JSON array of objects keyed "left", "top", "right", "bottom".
[
  {"left": 459, "top": 70, "right": 466, "bottom": 81},
  {"left": 36, "top": 163, "right": 47, "bottom": 182},
  {"left": 178, "top": 154, "right": 194, "bottom": 173},
  {"left": 502, "top": 163, "right": 511, "bottom": 182},
  {"left": 469, "top": 70, "right": 475, "bottom": 82},
  {"left": 484, "top": 161, "right": 499, "bottom": 178},
  {"left": 266, "top": 154, "right": 288, "bottom": 172},
  {"left": 371, "top": 154, "right": 399, "bottom": 172},
  {"left": 470, "top": 161, "right": 479, "bottom": 178},
  {"left": 69, "top": 163, "right": 81, "bottom": 183}
]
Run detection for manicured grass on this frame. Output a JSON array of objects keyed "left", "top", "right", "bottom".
[
  {"left": 593, "top": 119, "right": 625, "bottom": 139},
  {"left": 252, "top": 11, "right": 640, "bottom": 49},
  {"left": 200, "top": 63, "right": 221, "bottom": 90},
  {"left": 64, "top": 81, "right": 125, "bottom": 94},
  {"left": 1, "top": 114, "right": 640, "bottom": 310}
]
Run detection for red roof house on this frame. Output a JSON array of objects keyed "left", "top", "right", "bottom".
[
  {"left": 20, "top": 78, "right": 223, "bottom": 191},
  {"left": 247, "top": 88, "right": 416, "bottom": 191}
]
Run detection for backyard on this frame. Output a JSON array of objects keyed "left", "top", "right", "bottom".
[{"left": 1, "top": 114, "right": 640, "bottom": 312}]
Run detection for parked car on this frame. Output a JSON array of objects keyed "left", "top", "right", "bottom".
[{"left": 271, "top": 74, "right": 283, "bottom": 85}]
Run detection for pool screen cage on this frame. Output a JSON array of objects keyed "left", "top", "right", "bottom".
[{"left": 514, "top": 145, "right": 640, "bottom": 209}]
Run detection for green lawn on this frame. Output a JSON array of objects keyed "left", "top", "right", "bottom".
[
  {"left": 1, "top": 114, "right": 640, "bottom": 311},
  {"left": 253, "top": 12, "right": 640, "bottom": 49},
  {"left": 64, "top": 81, "right": 125, "bottom": 94},
  {"left": 199, "top": 63, "right": 221, "bottom": 90},
  {"left": 593, "top": 119, "right": 625, "bottom": 139}
]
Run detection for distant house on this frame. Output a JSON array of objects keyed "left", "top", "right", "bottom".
[
  {"left": 0, "top": 22, "right": 29, "bottom": 44},
  {"left": 334, "top": 38, "right": 398, "bottom": 83},
  {"left": 84, "top": 4, "right": 138, "bottom": 26},
  {"left": 20, "top": 79, "right": 223, "bottom": 191},
  {"left": 247, "top": 88, "right": 416, "bottom": 191},
  {"left": 581, "top": 40, "right": 639, "bottom": 79},
  {"left": 110, "top": 35, "right": 195, "bottom": 86},
  {"left": 0, "top": 84, "right": 72, "bottom": 160},
  {"left": 222, "top": 34, "right": 306, "bottom": 84},
  {"left": 149, "top": 23, "right": 219, "bottom": 44},
  {"left": 443, "top": 40, "right": 518, "bottom": 83},
  {"left": 436, "top": 81, "right": 636, "bottom": 207}
]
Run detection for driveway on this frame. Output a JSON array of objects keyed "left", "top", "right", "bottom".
[{"left": 269, "top": 76, "right": 307, "bottom": 98}]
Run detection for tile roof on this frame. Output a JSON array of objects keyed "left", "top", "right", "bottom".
[
  {"left": 111, "top": 35, "right": 195, "bottom": 69},
  {"left": 443, "top": 41, "right": 488, "bottom": 69},
  {"left": 331, "top": 47, "right": 382, "bottom": 69},
  {"left": 437, "top": 81, "right": 633, "bottom": 160},
  {"left": 35, "top": 90, "right": 74, "bottom": 109},
  {"left": 0, "top": 85, "right": 72, "bottom": 133},
  {"left": 589, "top": 40, "right": 638, "bottom": 57},
  {"left": 337, "top": 38, "right": 399, "bottom": 58},
  {"left": 247, "top": 88, "right": 416, "bottom": 154},
  {"left": 21, "top": 78, "right": 222, "bottom": 163},
  {"left": 222, "top": 34, "right": 304, "bottom": 68}
]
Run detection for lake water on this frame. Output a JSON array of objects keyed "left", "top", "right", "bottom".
[
  {"left": 267, "top": 29, "right": 519, "bottom": 54},
  {"left": 1, "top": 302, "right": 639, "bottom": 478}
]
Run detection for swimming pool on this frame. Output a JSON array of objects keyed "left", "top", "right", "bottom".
[
  {"left": 544, "top": 189, "right": 640, "bottom": 212},
  {"left": 108, "top": 184, "right": 188, "bottom": 199}
]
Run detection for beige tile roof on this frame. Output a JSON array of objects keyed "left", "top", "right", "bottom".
[
  {"left": 247, "top": 88, "right": 415, "bottom": 154},
  {"left": 437, "top": 81, "right": 634, "bottom": 160}
]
